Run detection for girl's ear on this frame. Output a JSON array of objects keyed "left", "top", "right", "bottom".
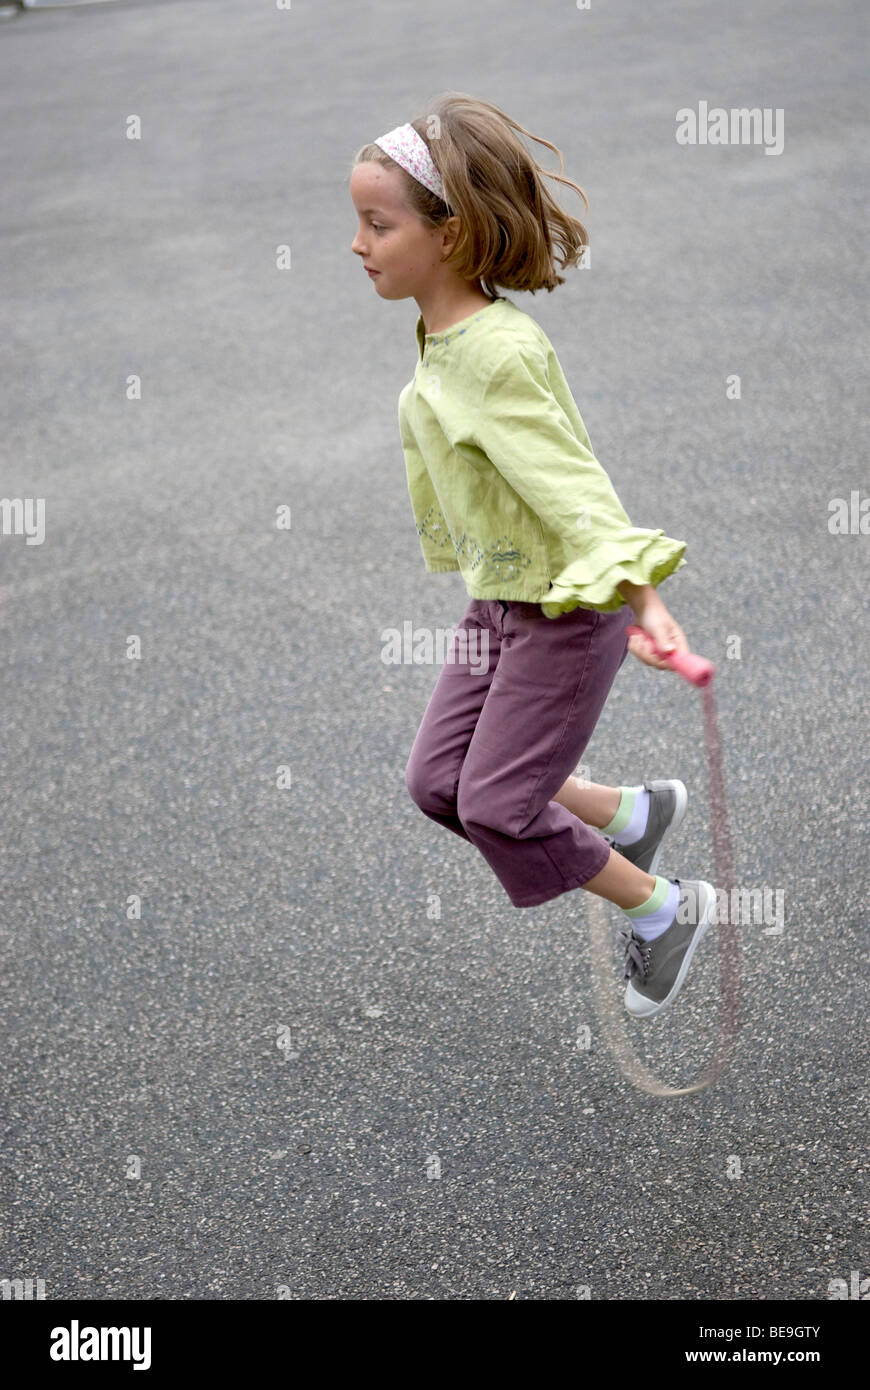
[{"left": 440, "top": 214, "right": 462, "bottom": 250}]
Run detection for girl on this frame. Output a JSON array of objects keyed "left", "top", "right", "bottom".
[{"left": 348, "top": 92, "right": 716, "bottom": 1019}]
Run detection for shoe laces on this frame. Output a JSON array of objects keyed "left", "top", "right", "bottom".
[{"left": 619, "top": 927, "right": 652, "bottom": 982}]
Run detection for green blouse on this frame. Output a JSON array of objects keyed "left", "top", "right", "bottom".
[{"left": 397, "top": 295, "right": 686, "bottom": 616}]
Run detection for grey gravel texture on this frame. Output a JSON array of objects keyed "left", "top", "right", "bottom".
[{"left": 0, "top": 0, "right": 866, "bottom": 1301}]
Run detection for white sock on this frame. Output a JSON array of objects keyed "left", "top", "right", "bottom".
[
  {"left": 612, "top": 787, "right": 650, "bottom": 846},
  {"left": 623, "top": 876, "right": 681, "bottom": 942}
]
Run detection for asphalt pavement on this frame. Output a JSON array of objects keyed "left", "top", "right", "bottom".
[{"left": 0, "top": 0, "right": 866, "bottom": 1300}]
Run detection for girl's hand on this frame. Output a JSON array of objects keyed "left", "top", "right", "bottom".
[{"left": 627, "top": 607, "right": 690, "bottom": 672}]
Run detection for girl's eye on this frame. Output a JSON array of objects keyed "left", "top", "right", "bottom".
[{"left": 371, "top": 223, "right": 386, "bottom": 232}]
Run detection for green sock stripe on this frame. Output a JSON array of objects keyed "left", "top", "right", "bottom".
[
  {"left": 624, "top": 874, "right": 671, "bottom": 918},
  {"left": 600, "top": 786, "right": 636, "bottom": 835}
]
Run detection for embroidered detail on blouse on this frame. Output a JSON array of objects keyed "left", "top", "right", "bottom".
[
  {"left": 416, "top": 503, "right": 534, "bottom": 578},
  {"left": 422, "top": 306, "right": 501, "bottom": 362}
]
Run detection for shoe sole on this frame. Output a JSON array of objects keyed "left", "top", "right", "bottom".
[
  {"left": 624, "top": 778, "right": 688, "bottom": 877},
  {"left": 624, "top": 879, "right": 716, "bottom": 1019}
]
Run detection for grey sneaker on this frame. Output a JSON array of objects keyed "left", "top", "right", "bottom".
[
  {"left": 604, "top": 778, "right": 688, "bottom": 876},
  {"left": 619, "top": 878, "right": 716, "bottom": 1019}
]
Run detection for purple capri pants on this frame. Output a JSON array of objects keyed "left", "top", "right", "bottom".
[{"left": 404, "top": 597, "right": 634, "bottom": 907}]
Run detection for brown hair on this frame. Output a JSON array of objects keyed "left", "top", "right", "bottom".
[{"left": 349, "top": 91, "right": 590, "bottom": 298}]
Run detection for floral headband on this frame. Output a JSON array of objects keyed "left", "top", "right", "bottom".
[{"left": 372, "top": 122, "right": 446, "bottom": 203}]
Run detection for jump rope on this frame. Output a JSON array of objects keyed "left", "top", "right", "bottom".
[{"left": 584, "top": 628, "right": 739, "bottom": 1098}]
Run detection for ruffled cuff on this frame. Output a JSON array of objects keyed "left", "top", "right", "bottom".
[{"left": 539, "top": 531, "right": 687, "bottom": 617}]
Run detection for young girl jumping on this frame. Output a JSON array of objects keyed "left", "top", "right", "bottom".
[{"left": 349, "top": 92, "right": 716, "bottom": 1019}]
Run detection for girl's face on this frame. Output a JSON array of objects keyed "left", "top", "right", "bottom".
[{"left": 350, "top": 162, "right": 448, "bottom": 300}]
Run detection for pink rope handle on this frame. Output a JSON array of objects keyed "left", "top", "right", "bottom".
[{"left": 625, "top": 625, "right": 714, "bottom": 687}]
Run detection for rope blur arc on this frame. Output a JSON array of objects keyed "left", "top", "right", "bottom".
[{"left": 586, "top": 681, "right": 740, "bottom": 1098}]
